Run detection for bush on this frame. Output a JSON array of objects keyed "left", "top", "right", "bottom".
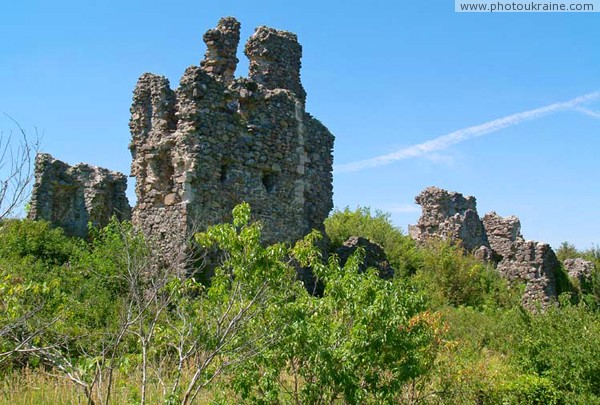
[
  {"left": 510, "top": 300, "right": 600, "bottom": 403},
  {"left": 0, "top": 218, "right": 138, "bottom": 368},
  {"left": 324, "top": 206, "right": 421, "bottom": 276},
  {"left": 0, "top": 219, "right": 79, "bottom": 268},
  {"left": 231, "top": 234, "right": 444, "bottom": 404},
  {"left": 414, "top": 240, "right": 518, "bottom": 309}
]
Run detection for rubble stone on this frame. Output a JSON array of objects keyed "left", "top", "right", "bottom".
[
  {"left": 482, "top": 212, "right": 522, "bottom": 261},
  {"left": 200, "top": 17, "right": 241, "bottom": 85},
  {"left": 496, "top": 240, "right": 560, "bottom": 309},
  {"left": 27, "top": 153, "right": 131, "bottom": 237},
  {"left": 335, "top": 236, "right": 395, "bottom": 279},
  {"left": 129, "top": 17, "right": 334, "bottom": 270},
  {"left": 410, "top": 186, "right": 561, "bottom": 309},
  {"left": 564, "top": 258, "right": 594, "bottom": 285},
  {"left": 408, "top": 186, "right": 489, "bottom": 252}
]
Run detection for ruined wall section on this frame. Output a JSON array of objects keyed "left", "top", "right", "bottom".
[
  {"left": 410, "top": 187, "right": 561, "bottom": 309},
  {"left": 482, "top": 212, "right": 522, "bottom": 260},
  {"left": 28, "top": 153, "right": 131, "bottom": 237},
  {"left": 304, "top": 116, "right": 335, "bottom": 232},
  {"left": 245, "top": 26, "right": 306, "bottom": 104},
  {"left": 408, "top": 186, "right": 489, "bottom": 252},
  {"left": 200, "top": 17, "right": 240, "bottom": 85},
  {"left": 497, "top": 239, "right": 559, "bottom": 309},
  {"left": 563, "top": 258, "right": 594, "bottom": 286},
  {"left": 129, "top": 73, "right": 188, "bottom": 265},
  {"left": 129, "top": 18, "right": 334, "bottom": 266}
]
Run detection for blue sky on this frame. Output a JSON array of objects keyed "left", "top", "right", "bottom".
[{"left": 1, "top": 0, "right": 599, "bottom": 249}]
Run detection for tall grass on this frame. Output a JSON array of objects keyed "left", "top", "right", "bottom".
[{"left": 0, "top": 366, "right": 218, "bottom": 405}]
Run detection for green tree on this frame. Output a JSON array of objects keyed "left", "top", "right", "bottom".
[
  {"left": 231, "top": 230, "right": 443, "bottom": 404},
  {"left": 324, "top": 206, "right": 421, "bottom": 276}
]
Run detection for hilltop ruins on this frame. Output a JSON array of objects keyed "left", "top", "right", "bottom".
[
  {"left": 28, "top": 17, "right": 334, "bottom": 271},
  {"left": 25, "top": 19, "right": 593, "bottom": 309},
  {"left": 129, "top": 17, "right": 334, "bottom": 267}
]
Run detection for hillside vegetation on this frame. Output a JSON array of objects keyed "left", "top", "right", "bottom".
[{"left": 1, "top": 204, "right": 600, "bottom": 404}]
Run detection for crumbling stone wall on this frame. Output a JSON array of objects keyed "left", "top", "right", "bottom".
[
  {"left": 564, "top": 258, "right": 594, "bottom": 286},
  {"left": 129, "top": 17, "right": 334, "bottom": 268},
  {"left": 410, "top": 186, "right": 561, "bottom": 309},
  {"left": 482, "top": 212, "right": 522, "bottom": 260},
  {"left": 497, "top": 239, "right": 559, "bottom": 309},
  {"left": 28, "top": 153, "right": 131, "bottom": 237},
  {"left": 408, "top": 186, "right": 489, "bottom": 252}
]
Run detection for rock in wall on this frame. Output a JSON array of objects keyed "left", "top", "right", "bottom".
[
  {"left": 481, "top": 211, "right": 561, "bottom": 308},
  {"left": 482, "top": 212, "right": 522, "bottom": 260},
  {"left": 129, "top": 17, "right": 334, "bottom": 269},
  {"left": 28, "top": 153, "right": 131, "bottom": 237},
  {"left": 564, "top": 258, "right": 594, "bottom": 286},
  {"left": 410, "top": 187, "right": 561, "bottom": 309},
  {"left": 408, "top": 186, "right": 489, "bottom": 252},
  {"left": 496, "top": 239, "right": 560, "bottom": 309},
  {"left": 335, "top": 236, "right": 395, "bottom": 279}
]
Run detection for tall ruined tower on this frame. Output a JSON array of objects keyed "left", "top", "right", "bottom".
[{"left": 129, "top": 17, "right": 334, "bottom": 267}]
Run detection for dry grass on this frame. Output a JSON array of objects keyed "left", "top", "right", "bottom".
[{"left": 0, "top": 366, "right": 219, "bottom": 405}]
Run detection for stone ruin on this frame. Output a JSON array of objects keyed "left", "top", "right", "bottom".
[
  {"left": 26, "top": 17, "right": 334, "bottom": 273},
  {"left": 129, "top": 17, "right": 334, "bottom": 268},
  {"left": 408, "top": 187, "right": 489, "bottom": 254},
  {"left": 27, "top": 18, "right": 592, "bottom": 307},
  {"left": 335, "top": 236, "right": 395, "bottom": 279},
  {"left": 563, "top": 258, "right": 594, "bottom": 287},
  {"left": 410, "top": 186, "right": 561, "bottom": 309},
  {"left": 27, "top": 153, "right": 131, "bottom": 237},
  {"left": 482, "top": 211, "right": 559, "bottom": 308}
]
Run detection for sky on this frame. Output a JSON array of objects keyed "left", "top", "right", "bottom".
[{"left": 1, "top": 0, "right": 599, "bottom": 249}]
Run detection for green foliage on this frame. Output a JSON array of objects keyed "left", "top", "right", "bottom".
[
  {"left": 557, "top": 241, "right": 580, "bottom": 262},
  {"left": 3, "top": 211, "right": 600, "bottom": 403},
  {"left": 0, "top": 218, "right": 140, "bottom": 370},
  {"left": 555, "top": 241, "right": 600, "bottom": 307},
  {"left": 430, "top": 306, "right": 566, "bottom": 404},
  {"left": 509, "top": 301, "right": 600, "bottom": 403},
  {"left": 230, "top": 231, "right": 443, "bottom": 404},
  {"left": 324, "top": 206, "right": 421, "bottom": 276},
  {"left": 0, "top": 219, "right": 79, "bottom": 267},
  {"left": 435, "top": 301, "right": 600, "bottom": 404},
  {"left": 494, "top": 374, "right": 563, "bottom": 405},
  {"left": 414, "top": 240, "right": 518, "bottom": 309}
]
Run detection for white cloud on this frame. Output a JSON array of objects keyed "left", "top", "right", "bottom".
[
  {"left": 381, "top": 203, "right": 420, "bottom": 214},
  {"left": 334, "top": 91, "right": 600, "bottom": 173},
  {"left": 423, "top": 152, "right": 456, "bottom": 166},
  {"left": 575, "top": 107, "right": 600, "bottom": 119}
]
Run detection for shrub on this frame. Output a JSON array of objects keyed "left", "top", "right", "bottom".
[
  {"left": 324, "top": 206, "right": 421, "bottom": 276},
  {"left": 414, "top": 240, "right": 518, "bottom": 309},
  {"left": 231, "top": 234, "right": 444, "bottom": 404},
  {"left": 0, "top": 219, "right": 79, "bottom": 268},
  {"left": 510, "top": 300, "right": 600, "bottom": 403}
]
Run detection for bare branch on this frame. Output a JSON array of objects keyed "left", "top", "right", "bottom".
[{"left": 0, "top": 115, "right": 41, "bottom": 220}]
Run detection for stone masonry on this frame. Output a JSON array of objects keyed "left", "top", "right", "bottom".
[
  {"left": 27, "top": 153, "right": 131, "bottom": 237},
  {"left": 563, "top": 258, "right": 594, "bottom": 286},
  {"left": 129, "top": 17, "right": 334, "bottom": 268},
  {"left": 482, "top": 212, "right": 559, "bottom": 308},
  {"left": 410, "top": 187, "right": 561, "bottom": 309},
  {"left": 408, "top": 187, "right": 489, "bottom": 252}
]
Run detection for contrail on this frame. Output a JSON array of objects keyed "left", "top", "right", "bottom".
[
  {"left": 575, "top": 107, "right": 600, "bottom": 119},
  {"left": 334, "top": 91, "right": 600, "bottom": 173}
]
